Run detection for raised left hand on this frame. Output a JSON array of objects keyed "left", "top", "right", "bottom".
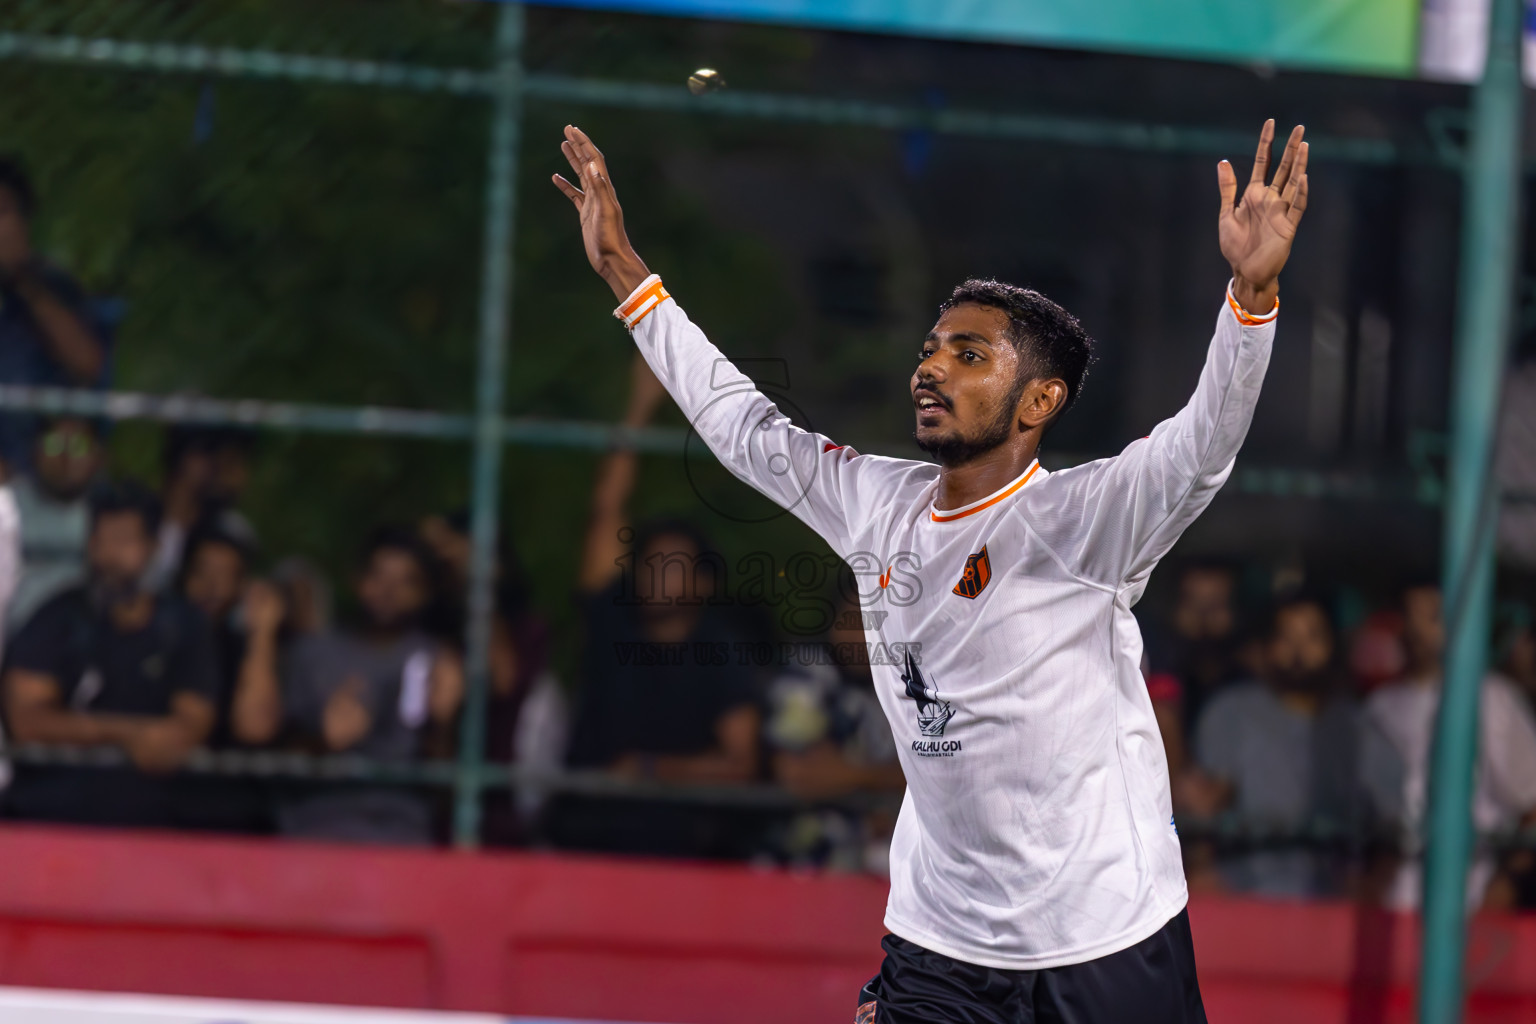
[
  {"left": 1218, "top": 120, "right": 1309, "bottom": 314},
  {"left": 552, "top": 125, "right": 651, "bottom": 302}
]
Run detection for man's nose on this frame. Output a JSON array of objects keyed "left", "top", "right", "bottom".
[{"left": 915, "top": 357, "right": 947, "bottom": 385}]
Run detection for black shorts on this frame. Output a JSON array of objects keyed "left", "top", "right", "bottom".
[{"left": 856, "top": 909, "right": 1207, "bottom": 1024}]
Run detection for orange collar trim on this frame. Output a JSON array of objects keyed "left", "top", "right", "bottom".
[{"left": 930, "top": 461, "right": 1041, "bottom": 523}]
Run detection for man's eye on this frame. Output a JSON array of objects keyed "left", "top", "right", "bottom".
[{"left": 963, "top": 350, "right": 980, "bottom": 362}]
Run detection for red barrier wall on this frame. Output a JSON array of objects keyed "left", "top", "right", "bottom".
[{"left": 0, "top": 825, "right": 1532, "bottom": 1023}]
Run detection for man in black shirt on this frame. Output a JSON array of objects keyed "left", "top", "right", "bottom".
[
  {"left": 0, "top": 157, "right": 109, "bottom": 472},
  {"left": 3, "top": 480, "right": 219, "bottom": 827},
  {"left": 569, "top": 520, "right": 761, "bottom": 781},
  {"left": 172, "top": 519, "right": 274, "bottom": 832},
  {"left": 551, "top": 353, "right": 762, "bottom": 858}
]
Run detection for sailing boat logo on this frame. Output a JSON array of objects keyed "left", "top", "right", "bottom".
[{"left": 901, "top": 648, "right": 954, "bottom": 738}]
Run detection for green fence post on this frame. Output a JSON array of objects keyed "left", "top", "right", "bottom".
[
  {"left": 1420, "top": 0, "right": 1525, "bottom": 1019},
  {"left": 453, "top": 1, "right": 524, "bottom": 849}
]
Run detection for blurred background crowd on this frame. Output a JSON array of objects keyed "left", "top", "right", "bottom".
[
  {"left": 1, "top": 139, "right": 1534, "bottom": 914},
  {"left": 0, "top": 0, "right": 1533, "bottom": 923}
]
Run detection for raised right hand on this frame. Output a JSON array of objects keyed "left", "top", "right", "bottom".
[{"left": 551, "top": 125, "right": 651, "bottom": 302}]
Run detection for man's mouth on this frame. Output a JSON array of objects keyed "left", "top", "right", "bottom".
[{"left": 914, "top": 391, "right": 949, "bottom": 418}]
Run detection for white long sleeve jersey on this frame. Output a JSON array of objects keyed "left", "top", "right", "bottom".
[{"left": 617, "top": 275, "right": 1277, "bottom": 970}]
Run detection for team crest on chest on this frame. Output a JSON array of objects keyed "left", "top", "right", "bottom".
[{"left": 952, "top": 544, "right": 992, "bottom": 599}]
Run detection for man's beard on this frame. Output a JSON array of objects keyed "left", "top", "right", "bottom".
[{"left": 913, "top": 375, "right": 1028, "bottom": 467}]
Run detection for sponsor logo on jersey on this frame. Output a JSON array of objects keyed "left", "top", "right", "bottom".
[
  {"left": 855, "top": 1000, "right": 878, "bottom": 1024},
  {"left": 951, "top": 544, "right": 992, "bottom": 599},
  {"left": 902, "top": 648, "right": 957, "bottom": 755}
]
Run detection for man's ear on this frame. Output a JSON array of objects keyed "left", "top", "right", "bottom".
[{"left": 1018, "top": 378, "right": 1068, "bottom": 430}]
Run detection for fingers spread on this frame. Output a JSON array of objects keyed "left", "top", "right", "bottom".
[
  {"left": 583, "top": 159, "right": 616, "bottom": 202},
  {"left": 563, "top": 126, "right": 597, "bottom": 173},
  {"left": 561, "top": 139, "right": 584, "bottom": 178},
  {"left": 1217, "top": 159, "right": 1238, "bottom": 218},
  {"left": 1249, "top": 118, "right": 1276, "bottom": 186},
  {"left": 568, "top": 125, "right": 607, "bottom": 173},
  {"left": 1280, "top": 141, "right": 1309, "bottom": 205},
  {"left": 569, "top": 124, "right": 600, "bottom": 152},
  {"left": 1271, "top": 125, "right": 1306, "bottom": 194},
  {"left": 1286, "top": 175, "right": 1309, "bottom": 226},
  {"left": 552, "top": 173, "right": 584, "bottom": 208}
]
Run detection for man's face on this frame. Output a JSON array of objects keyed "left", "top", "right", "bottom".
[
  {"left": 912, "top": 304, "right": 1030, "bottom": 466},
  {"left": 184, "top": 540, "right": 246, "bottom": 621},
  {"left": 638, "top": 532, "right": 709, "bottom": 610},
  {"left": 356, "top": 548, "right": 429, "bottom": 631},
  {"left": 87, "top": 510, "right": 153, "bottom": 593},
  {"left": 34, "top": 419, "right": 101, "bottom": 501},
  {"left": 1174, "top": 569, "right": 1235, "bottom": 641},
  {"left": 1403, "top": 586, "right": 1445, "bottom": 671},
  {"left": 1267, "top": 603, "right": 1334, "bottom": 680}
]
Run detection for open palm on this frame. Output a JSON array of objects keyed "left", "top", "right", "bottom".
[
  {"left": 1219, "top": 121, "right": 1309, "bottom": 294},
  {"left": 552, "top": 124, "right": 650, "bottom": 300}
]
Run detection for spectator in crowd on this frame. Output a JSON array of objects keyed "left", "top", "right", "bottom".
[
  {"left": 418, "top": 511, "right": 565, "bottom": 846},
  {"left": 236, "top": 527, "right": 463, "bottom": 845},
  {"left": 145, "top": 426, "right": 257, "bottom": 592},
  {"left": 2, "top": 481, "right": 218, "bottom": 828},
  {"left": 1145, "top": 560, "right": 1245, "bottom": 732},
  {"left": 1366, "top": 583, "right": 1536, "bottom": 910},
  {"left": 551, "top": 353, "right": 762, "bottom": 859},
  {"left": 764, "top": 585, "right": 904, "bottom": 873},
  {"left": 1497, "top": 603, "right": 1536, "bottom": 713},
  {"left": 171, "top": 521, "right": 277, "bottom": 832},
  {"left": 1185, "top": 593, "right": 1401, "bottom": 898},
  {"left": 7, "top": 417, "right": 102, "bottom": 632},
  {"left": 0, "top": 157, "right": 109, "bottom": 474},
  {"left": 178, "top": 520, "right": 260, "bottom": 713}
]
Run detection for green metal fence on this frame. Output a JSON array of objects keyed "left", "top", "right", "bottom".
[
  {"left": 0, "top": 0, "right": 1472, "bottom": 843},
  {"left": 1421, "top": 1, "right": 1525, "bottom": 1021}
]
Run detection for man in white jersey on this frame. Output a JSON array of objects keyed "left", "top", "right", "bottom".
[{"left": 553, "top": 119, "right": 1309, "bottom": 1023}]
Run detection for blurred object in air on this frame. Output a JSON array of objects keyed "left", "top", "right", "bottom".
[{"left": 687, "top": 68, "right": 726, "bottom": 95}]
